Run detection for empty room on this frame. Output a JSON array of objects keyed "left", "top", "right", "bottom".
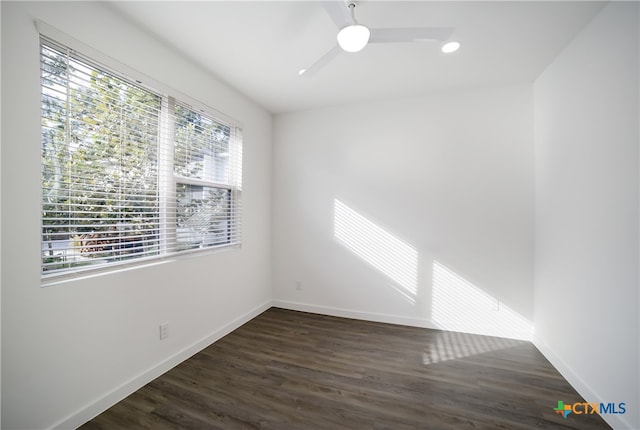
[{"left": 1, "top": 1, "right": 638, "bottom": 429}]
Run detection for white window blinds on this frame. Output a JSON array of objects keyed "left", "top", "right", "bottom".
[{"left": 40, "top": 37, "right": 242, "bottom": 278}]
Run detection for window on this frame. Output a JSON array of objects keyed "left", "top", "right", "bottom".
[{"left": 40, "top": 37, "right": 242, "bottom": 278}]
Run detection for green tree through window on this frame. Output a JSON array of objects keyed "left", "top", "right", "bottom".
[{"left": 40, "top": 39, "right": 242, "bottom": 276}]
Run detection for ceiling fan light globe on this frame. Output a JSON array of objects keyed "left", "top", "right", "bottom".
[
  {"left": 441, "top": 41, "right": 461, "bottom": 54},
  {"left": 337, "top": 24, "right": 370, "bottom": 53}
]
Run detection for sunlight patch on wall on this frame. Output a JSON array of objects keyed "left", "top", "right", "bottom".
[
  {"left": 432, "top": 261, "right": 533, "bottom": 341},
  {"left": 334, "top": 199, "right": 418, "bottom": 300}
]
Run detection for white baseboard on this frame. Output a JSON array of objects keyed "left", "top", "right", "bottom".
[
  {"left": 279, "top": 301, "right": 636, "bottom": 429},
  {"left": 52, "top": 301, "right": 634, "bottom": 430},
  {"left": 52, "top": 300, "right": 272, "bottom": 430},
  {"left": 533, "top": 337, "right": 635, "bottom": 430},
  {"left": 271, "top": 299, "right": 439, "bottom": 330}
]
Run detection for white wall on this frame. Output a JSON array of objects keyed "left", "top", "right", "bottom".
[
  {"left": 272, "top": 85, "right": 534, "bottom": 340},
  {"left": 0, "top": 2, "right": 3, "bottom": 426},
  {"left": 1, "top": 2, "right": 272, "bottom": 429},
  {"left": 533, "top": 2, "right": 639, "bottom": 429},
  {"left": 4, "top": 1, "right": 634, "bottom": 429}
]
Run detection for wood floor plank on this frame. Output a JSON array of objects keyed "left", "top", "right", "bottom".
[{"left": 80, "top": 308, "right": 612, "bottom": 429}]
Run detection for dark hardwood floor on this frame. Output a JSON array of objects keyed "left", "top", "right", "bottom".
[{"left": 80, "top": 308, "right": 611, "bottom": 429}]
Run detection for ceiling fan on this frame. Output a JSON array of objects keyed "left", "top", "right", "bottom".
[{"left": 299, "top": 1, "right": 460, "bottom": 77}]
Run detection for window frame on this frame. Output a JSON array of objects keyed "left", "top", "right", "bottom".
[{"left": 38, "top": 24, "right": 243, "bottom": 284}]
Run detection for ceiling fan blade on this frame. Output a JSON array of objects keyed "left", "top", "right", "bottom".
[
  {"left": 299, "top": 45, "right": 342, "bottom": 78},
  {"left": 322, "top": 1, "right": 355, "bottom": 29},
  {"left": 369, "top": 27, "right": 454, "bottom": 44}
]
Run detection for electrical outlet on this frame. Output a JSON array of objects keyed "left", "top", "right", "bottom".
[
  {"left": 295, "top": 280, "right": 303, "bottom": 290},
  {"left": 159, "top": 322, "right": 169, "bottom": 340}
]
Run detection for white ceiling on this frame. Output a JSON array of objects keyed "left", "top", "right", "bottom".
[{"left": 108, "top": 1, "right": 605, "bottom": 114}]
